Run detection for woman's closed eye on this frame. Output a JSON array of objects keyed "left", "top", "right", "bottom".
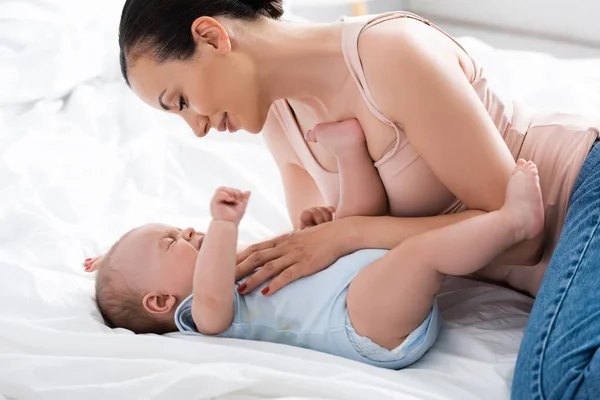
[{"left": 178, "top": 96, "right": 187, "bottom": 112}]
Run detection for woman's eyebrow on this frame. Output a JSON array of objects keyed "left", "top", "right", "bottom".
[{"left": 158, "top": 90, "right": 170, "bottom": 111}]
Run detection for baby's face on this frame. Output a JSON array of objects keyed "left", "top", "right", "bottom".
[{"left": 117, "top": 223, "right": 205, "bottom": 300}]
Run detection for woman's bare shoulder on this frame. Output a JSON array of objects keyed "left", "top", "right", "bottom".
[
  {"left": 356, "top": 18, "right": 474, "bottom": 114},
  {"left": 357, "top": 17, "right": 466, "bottom": 62}
]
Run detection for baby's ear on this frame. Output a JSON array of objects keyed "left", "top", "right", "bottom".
[{"left": 143, "top": 292, "right": 177, "bottom": 314}]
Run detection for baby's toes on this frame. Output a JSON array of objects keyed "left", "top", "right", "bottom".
[
  {"left": 528, "top": 165, "right": 539, "bottom": 177},
  {"left": 513, "top": 164, "right": 524, "bottom": 175},
  {"left": 524, "top": 161, "right": 538, "bottom": 175},
  {"left": 84, "top": 256, "right": 103, "bottom": 272}
]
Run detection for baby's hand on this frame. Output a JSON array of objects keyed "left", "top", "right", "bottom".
[
  {"left": 211, "top": 187, "right": 251, "bottom": 226},
  {"left": 298, "top": 206, "right": 336, "bottom": 230}
]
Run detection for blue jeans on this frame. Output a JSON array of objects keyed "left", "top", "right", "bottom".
[{"left": 512, "top": 142, "right": 600, "bottom": 399}]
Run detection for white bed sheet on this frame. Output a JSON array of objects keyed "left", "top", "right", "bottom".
[{"left": 2, "top": 2, "right": 600, "bottom": 399}]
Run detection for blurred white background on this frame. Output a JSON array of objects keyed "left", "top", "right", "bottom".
[{"left": 288, "top": 0, "right": 600, "bottom": 58}]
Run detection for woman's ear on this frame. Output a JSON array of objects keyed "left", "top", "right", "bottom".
[
  {"left": 142, "top": 292, "right": 177, "bottom": 314},
  {"left": 191, "top": 17, "right": 232, "bottom": 55}
]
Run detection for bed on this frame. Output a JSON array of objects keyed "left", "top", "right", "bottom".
[{"left": 2, "top": 1, "right": 600, "bottom": 399}]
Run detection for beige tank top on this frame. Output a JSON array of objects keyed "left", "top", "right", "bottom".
[{"left": 271, "top": 12, "right": 599, "bottom": 271}]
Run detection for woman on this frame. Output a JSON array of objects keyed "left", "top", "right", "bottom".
[{"left": 117, "top": 0, "right": 600, "bottom": 398}]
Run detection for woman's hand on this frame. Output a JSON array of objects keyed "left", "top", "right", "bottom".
[
  {"left": 236, "top": 210, "right": 501, "bottom": 295},
  {"left": 235, "top": 219, "right": 356, "bottom": 296}
]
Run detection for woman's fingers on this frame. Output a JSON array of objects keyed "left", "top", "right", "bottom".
[
  {"left": 238, "top": 252, "right": 298, "bottom": 294},
  {"left": 263, "top": 262, "right": 308, "bottom": 296},
  {"left": 236, "top": 236, "right": 278, "bottom": 265},
  {"left": 235, "top": 222, "right": 345, "bottom": 295},
  {"left": 235, "top": 242, "right": 284, "bottom": 280}
]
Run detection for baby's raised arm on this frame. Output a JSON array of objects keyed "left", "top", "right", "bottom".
[{"left": 191, "top": 187, "right": 250, "bottom": 335}]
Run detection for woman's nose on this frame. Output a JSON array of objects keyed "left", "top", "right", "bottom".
[
  {"left": 180, "top": 227, "right": 196, "bottom": 241},
  {"left": 182, "top": 113, "right": 208, "bottom": 138}
]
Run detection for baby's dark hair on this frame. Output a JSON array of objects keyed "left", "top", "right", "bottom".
[
  {"left": 95, "top": 229, "right": 174, "bottom": 334},
  {"left": 118, "top": 0, "right": 284, "bottom": 85}
]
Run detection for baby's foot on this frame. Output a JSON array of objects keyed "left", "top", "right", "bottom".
[
  {"left": 503, "top": 160, "right": 545, "bottom": 241},
  {"left": 305, "top": 119, "right": 367, "bottom": 158},
  {"left": 83, "top": 255, "right": 104, "bottom": 272}
]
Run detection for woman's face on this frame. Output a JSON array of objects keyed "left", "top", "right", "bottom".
[{"left": 127, "top": 20, "right": 268, "bottom": 136}]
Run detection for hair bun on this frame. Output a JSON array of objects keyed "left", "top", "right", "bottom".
[{"left": 243, "top": 0, "right": 284, "bottom": 19}]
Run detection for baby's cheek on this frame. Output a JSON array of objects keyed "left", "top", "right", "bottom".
[
  {"left": 180, "top": 247, "right": 198, "bottom": 276},
  {"left": 172, "top": 251, "right": 195, "bottom": 294}
]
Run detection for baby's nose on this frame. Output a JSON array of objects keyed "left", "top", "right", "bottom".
[{"left": 180, "top": 227, "right": 196, "bottom": 241}]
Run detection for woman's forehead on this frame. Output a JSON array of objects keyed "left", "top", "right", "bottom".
[{"left": 127, "top": 57, "right": 171, "bottom": 109}]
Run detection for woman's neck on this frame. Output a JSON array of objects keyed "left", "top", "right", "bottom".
[{"left": 231, "top": 18, "right": 350, "bottom": 109}]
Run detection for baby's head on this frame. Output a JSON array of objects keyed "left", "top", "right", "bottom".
[{"left": 94, "top": 223, "right": 204, "bottom": 333}]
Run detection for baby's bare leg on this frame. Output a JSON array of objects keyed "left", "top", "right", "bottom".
[
  {"left": 347, "top": 161, "right": 544, "bottom": 349},
  {"left": 308, "top": 120, "right": 387, "bottom": 218}
]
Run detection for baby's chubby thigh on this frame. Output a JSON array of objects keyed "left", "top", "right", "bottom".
[{"left": 346, "top": 245, "right": 442, "bottom": 351}]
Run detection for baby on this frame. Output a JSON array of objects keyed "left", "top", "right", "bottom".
[{"left": 89, "top": 122, "right": 544, "bottom": 369}]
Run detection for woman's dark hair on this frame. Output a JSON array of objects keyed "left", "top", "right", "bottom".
[{"left": 118, "top": 0, "right": 284, "bottom": 85}]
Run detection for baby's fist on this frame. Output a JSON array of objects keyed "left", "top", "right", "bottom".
[
  {"left": 211, "top": 187, "right": 251, "bottom": 225},
  {"left": 299, "top": 206, "right": 336, "bottom": 230}
]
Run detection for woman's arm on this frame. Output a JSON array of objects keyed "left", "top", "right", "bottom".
[
  {"left": 262, "top": 109, "right": 327, "bottom": 229},
  {"left": 347, "top": 213, "right": 542, "bottom": 266},
  {"left": 236, "top": 208, "right": 540, "bottom": 296},
  {"left": 357, "top": 20, "right": 544, "bottom": 263},
  {"left": 359, "top": 18, "right": 516, "bottom": 212},
  {"left": 236, "top": 209, "right": 486, "bottom": 295}
]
